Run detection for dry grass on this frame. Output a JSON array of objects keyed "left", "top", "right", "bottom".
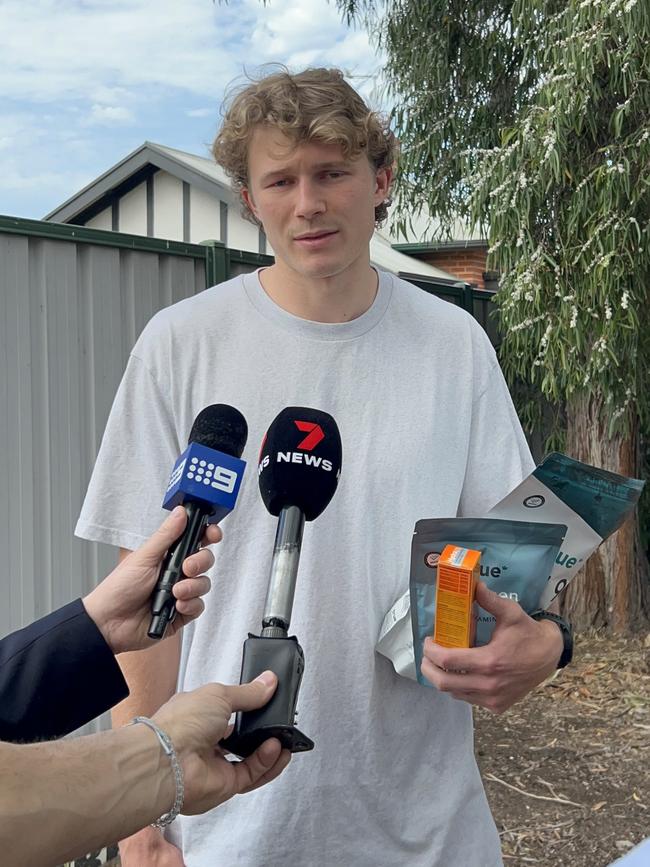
[{"left": 475, "top": 632, "right": 650, "bottom": 867}]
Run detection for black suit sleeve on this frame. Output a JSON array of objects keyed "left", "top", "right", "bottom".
[{"left": 0, "top": 598, "right": 129, "bottom": 742}]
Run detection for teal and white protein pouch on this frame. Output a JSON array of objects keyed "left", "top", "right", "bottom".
[
  {"left": 406, "top": 518, "right": 567, "bottom": 687},
  {"left": 487, "top": 452, "right": 645, "bottom": 606},
  {"left": 375, "top": 517, "right": 566, "bottom": 682},
  {"left": 375, "top": 452, "right": 644, "bottom": 683}
]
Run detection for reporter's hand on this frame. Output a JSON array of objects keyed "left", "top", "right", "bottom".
[
  {"left": 83, "top": 506, "right": 222, "bottom": 653},
  {"left": 421, "top": 581, "right": 564, "bottom": 714},
  {"left": 153, "top": 671, "right": 292, "bottom": 815}
]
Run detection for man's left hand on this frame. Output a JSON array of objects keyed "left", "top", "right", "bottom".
[{"left": 421, "top": 581, "right": 564, "bottom": 714}]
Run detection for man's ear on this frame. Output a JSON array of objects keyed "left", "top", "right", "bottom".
[
  {"left": 241, "top": 188, "right": 259, "bottom": 222},
  {"left": 374, "top": 164, "right": 393, "bottom": 206}
]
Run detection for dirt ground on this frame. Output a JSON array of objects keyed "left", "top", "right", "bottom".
[
  {"left": 99, "top": 633, "right": 649, "bottom": 867},
  {"left": 475, "top": 632, "right": 650, "bottom": 867}
]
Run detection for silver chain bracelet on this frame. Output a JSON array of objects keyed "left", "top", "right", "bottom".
[{"left": 130, "top": 716, "right": 185, "bottom": 828}]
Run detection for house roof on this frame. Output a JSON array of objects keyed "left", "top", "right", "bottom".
[
  {"left": 44, "top": 141, "right": 239, "bottom": 225},
  {"left": 388, "top": 207, "right": 486, "bottom": 251},
  {"left": 44, "top": 142, "right": 462, "bottom": 282}
]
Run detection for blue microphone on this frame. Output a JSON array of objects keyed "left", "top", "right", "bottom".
[{"left": 148, "top": 404, "right": 248, "bottom": 639}]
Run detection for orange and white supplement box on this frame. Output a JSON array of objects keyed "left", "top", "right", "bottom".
[{"left": 433, "top": 544, "right": 481, "bottom": 648}]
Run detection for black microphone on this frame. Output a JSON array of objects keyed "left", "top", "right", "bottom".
[
  {"left": 222, "top": 407, "right": 342, "bottom": 758},
  {"left": 148, "top": 404, "right": 248, "bottom": 640}
]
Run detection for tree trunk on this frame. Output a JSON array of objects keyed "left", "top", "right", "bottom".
[{"left": 561, "top": 395, "right": 650, "bottom": 633}]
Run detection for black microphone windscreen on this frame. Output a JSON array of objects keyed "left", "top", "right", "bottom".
[
  {"left": 188, "top": 404, "right": 248, "bottom": 458},
  {"left": 258, "top": 407, "right": 342, "bottom": 521}
]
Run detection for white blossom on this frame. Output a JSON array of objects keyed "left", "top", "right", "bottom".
[
  {"left": 621, "top": 291, "right": 630, "bottom": 309},
  {"left": 540, "top": 321, "right": 553, "bottom": 349}
]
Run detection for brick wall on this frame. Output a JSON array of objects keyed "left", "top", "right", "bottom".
[{"left": 419, "top": 246, "right": 488, "bottom": 288}]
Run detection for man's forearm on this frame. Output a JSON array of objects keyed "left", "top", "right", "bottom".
[
  {"left": 111, "top": 548, "right": 181, "bottom": 730},
  {"left": 110, "top": 549, "right": 184, "bottom": 865},
  {"left": 0, "top": 725, "right": 174, "bottom": 867},
  {"left": 111, "top": 633, "right": 181, "bottom": 728}
]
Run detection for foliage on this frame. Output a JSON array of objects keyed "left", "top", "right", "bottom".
[{"left": 340, "top": 0, "right": 650, "bottom": 440}]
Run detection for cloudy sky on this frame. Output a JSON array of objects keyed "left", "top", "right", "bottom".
[{"left": 0, "top": 0, "right": 384, "bottom": 220}]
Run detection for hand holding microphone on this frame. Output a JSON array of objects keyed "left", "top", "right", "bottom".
[
  {"left": 148, "top": 404, "right": 248, "bottom": 640},
  {"left": 222, "top": 406, "right": 342, "bottom": 758},
  {"left": 83, "top": 507, "right": 221, "bottom": 654}
]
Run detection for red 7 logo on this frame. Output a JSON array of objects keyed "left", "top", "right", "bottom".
[{"left": 294, "top": 421, "right": 325, "bottom": 451}]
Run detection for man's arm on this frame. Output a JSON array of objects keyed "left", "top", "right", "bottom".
[
  {"left": 1, "top": 723, "right": 175, "bottom": 867},
  {"left": 0, "top": 599, "right": 129, "bottom": 742},
  {"left": 112, "top": 546, "right": 185, "bottom": 866},
  {"left": 0, "top": 676, "right": 289, "bottom": 867}
]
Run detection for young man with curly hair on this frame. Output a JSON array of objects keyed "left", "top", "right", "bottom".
[{"left": 77, "top": 67, "right": 565, "bottom": 867}]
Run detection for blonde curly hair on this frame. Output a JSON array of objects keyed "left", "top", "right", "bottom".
[{"left": 212, "top": 66, "right": 397, "bottom": 226}]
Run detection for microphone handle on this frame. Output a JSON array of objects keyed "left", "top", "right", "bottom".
[
  {"left": 261, "top": 505, "right": 305, "bottom": 637},
  {"left": 222, "top": 505, "right": 311, "bottom": 757},
  {"left": 148, "top": 501, "right": 210, "bottom": 640}
]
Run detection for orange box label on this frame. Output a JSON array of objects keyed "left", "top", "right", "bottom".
[{"left": 433, "top": 545, "right": 480, "bottom": 648}]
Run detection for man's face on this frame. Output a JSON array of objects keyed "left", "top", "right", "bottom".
[{"left": 242, "top": 126, "right": 391, "bottom": 283}]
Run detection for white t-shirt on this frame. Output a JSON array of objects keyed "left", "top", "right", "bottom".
[{"left": 76, "top": 269, "right": 534, "bottom": 867}]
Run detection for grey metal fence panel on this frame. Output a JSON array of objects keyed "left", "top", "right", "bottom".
[{"left": 0, "top": 229, "right": 207, "bottom": 663}]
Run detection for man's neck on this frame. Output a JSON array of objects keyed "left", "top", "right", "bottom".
[{"left": 258, "top": 259, "right": 378, "bottom": 324}]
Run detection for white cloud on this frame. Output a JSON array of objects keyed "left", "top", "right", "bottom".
[
  {"left": 87, "top": 104, "right": 135, "bottom": 125},
  {"left": 0, "top": 0, "right": 248, "bottom": 102},
  {"left": 0, "top": 158, "right": 91, "bottom": 193},
  {"left": 91, "top": 85, "right": 135, "bottom": 105},
  {"left": 245, "top": 0, "right": 382, "bottom": 78},
  {"left": 186, "top": 108, "right": 213, "bottom": 118},
  {"left": 0, "top": 0, "right": 382, "bottom": 103}
]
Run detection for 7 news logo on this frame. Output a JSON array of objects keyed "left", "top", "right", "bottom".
[{"left": 258, "top": 420, "right": 333, "bottom": 474}]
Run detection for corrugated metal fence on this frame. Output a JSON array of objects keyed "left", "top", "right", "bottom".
[{"left": 0, "top": 216, "right": 272, "bottom": 644}]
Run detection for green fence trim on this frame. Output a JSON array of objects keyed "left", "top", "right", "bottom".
[
  {"left": 227, "top": 248, "right": 274, "bottom": 269},
  {"left": 200, "top": 239, "right": 228, "bottom": 286},
  {"left": 200, "top": 241, "right": 274, "bottom": 285},
  {"left": 0, "top": 214, "right": 207, "bottom": 258},
  {"left": 405, "top": 276, "right": 496, "bottom": 314}
]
